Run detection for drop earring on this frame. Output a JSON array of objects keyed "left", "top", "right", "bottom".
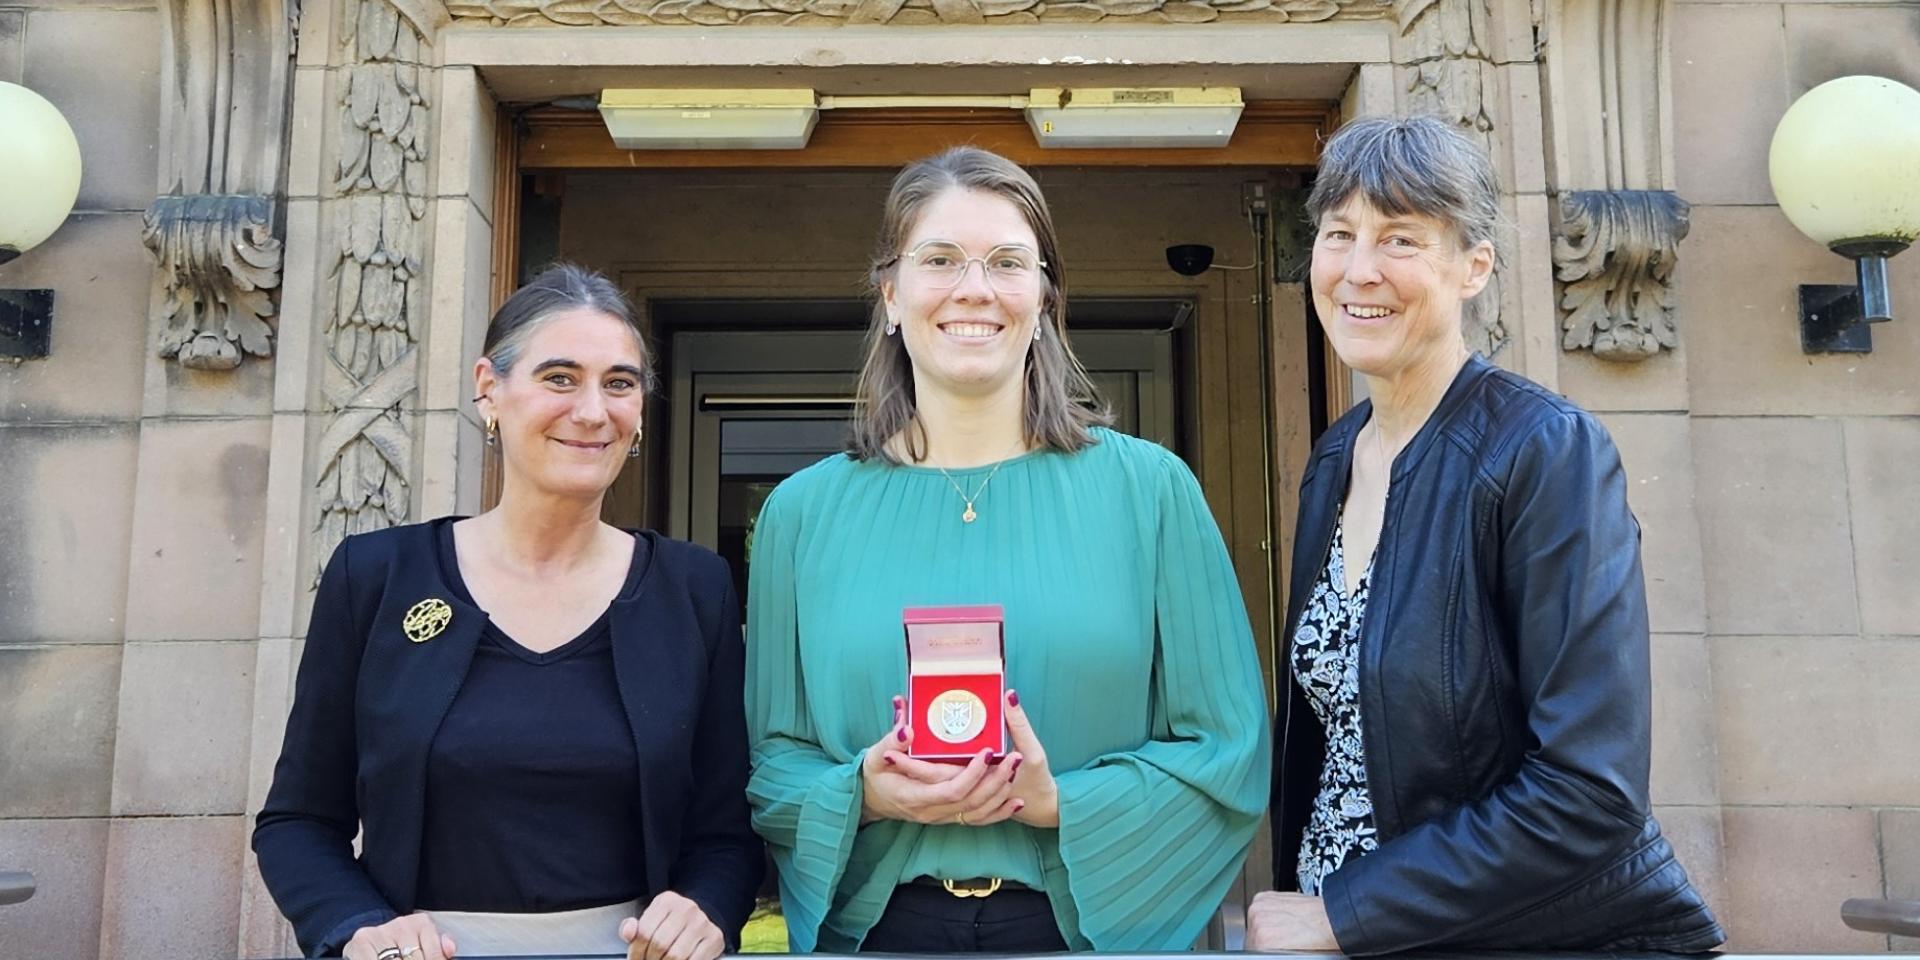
[
  {"left": 628, "top": 427, "right": 643, "bottom": 459},
  {"left": 484, "top": 416, "right": 498, "bottom": 447}
]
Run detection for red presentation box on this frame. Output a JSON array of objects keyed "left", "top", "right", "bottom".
[{"left": 903, "top": 605, "right": 1006, "bottom": 764}]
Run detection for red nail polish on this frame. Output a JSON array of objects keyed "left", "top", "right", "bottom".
[
  {"left": 897, "top": 727, "right": 908, "bottom": 742},
  {"left": 1007, "top": 689, "right": 1020, "bottom": 707},
  {"left": 883, "top": 755, "right": 896, "bottom": 766},
  {"left": 1012, "top": 757, "right": 1024, "bottom": 776}
]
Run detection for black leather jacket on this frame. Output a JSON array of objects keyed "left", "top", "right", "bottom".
[{"left": 1272, "top": 356, "right": 1724, "bottom": 955}]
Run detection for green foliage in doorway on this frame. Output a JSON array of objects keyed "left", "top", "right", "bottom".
[{"left": 740, "top": 897, "right": 788, "bottom": 953}]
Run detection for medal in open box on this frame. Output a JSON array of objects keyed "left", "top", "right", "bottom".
[{"left": 903, "top": 605, "right": 1005, "bottom": 762}]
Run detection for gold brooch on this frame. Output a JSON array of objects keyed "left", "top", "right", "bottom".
[{"left": 402, "top": 598, "right": 453, "bottom": 643}]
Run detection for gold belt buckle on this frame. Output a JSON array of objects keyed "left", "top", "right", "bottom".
[{"left": 941, "top": 878, "right": 1003, "bottom": 898}]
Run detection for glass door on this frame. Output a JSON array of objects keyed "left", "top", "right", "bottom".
[{"left": 687, "top": 372, "right": 858, "bottom": 615}]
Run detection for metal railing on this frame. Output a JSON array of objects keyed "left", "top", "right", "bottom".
[
  {"left": 3, "top": 873, "right": 1909, "bottom": 956},
  {"left": 0, "top": 870, "right": 34, "bottom": 906},
  {"left": 1841, "top": 897, "right": 1920, "bottom": 938},
  {"left": 265, "top": 953, "right": 1917, "bottom": 960}
]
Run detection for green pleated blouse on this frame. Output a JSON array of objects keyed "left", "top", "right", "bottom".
[{"left": 744, "top": 428, "right": 1272, "bottom": 952}]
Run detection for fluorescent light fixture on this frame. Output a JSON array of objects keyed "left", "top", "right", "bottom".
[
  {"left": 599, "top": 88, "right": 819, "bottom": 150},
  {"left": 1026, "top": 87, "right": 1244, "bottom": 148}
]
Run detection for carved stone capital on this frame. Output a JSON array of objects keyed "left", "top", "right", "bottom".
[
  {"left": 143, "top": 194, "right": 284, "bottom": 371},
  {"left": 1392, "top": 0, "right": 1511, "bottom": 358},
  {"left": 1552, "top": 189, "right": 1690, "bottom": 362}
]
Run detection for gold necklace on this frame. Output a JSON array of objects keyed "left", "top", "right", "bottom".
[{"left": 936, "top": 457, "right": 1011, "bottom": 524}]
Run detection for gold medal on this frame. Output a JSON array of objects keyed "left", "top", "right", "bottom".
[
  {"left": 402, "top": 598, "right": 453, "bottom": 643},
  {"left": 926, "top": 689, "right": 989, "bottom": 744}
]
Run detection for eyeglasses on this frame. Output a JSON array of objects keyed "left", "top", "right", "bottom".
[{"left": 896, "top": 240, "right": 1047, "bottom": 293}]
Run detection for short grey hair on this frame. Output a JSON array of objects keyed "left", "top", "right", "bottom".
[
  {"left": 1307, "top": 116, "right": 1506, "bottom": 324},
  {"left": 481, "top": 263, "right": 655, "bottom": 392}
]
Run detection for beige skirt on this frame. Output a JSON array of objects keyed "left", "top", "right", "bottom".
[{"left": 425, "top": 898, "right": 638, "bottom": 957}]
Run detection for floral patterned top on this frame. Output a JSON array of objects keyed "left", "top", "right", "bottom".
[{"left": 1291, "top": 517, "right": 1380, "bottom": 895}]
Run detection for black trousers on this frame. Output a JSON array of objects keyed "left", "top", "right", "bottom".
[{"left": 859, "top": 883, "right": 1070, "bottom": 953}]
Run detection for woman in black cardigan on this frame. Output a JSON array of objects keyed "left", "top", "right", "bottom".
[{"left": 254, "top": 264, "right": 762, "bottom": 960}]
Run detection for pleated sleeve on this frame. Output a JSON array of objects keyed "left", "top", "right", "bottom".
[
  {"left": 743, "top": 484, "right": 866, "bottom": 952},
  {"left": 1051, "top": 450, "right": 1273, "bottom": 949}
]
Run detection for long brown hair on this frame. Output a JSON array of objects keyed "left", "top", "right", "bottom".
[{"left": 847, "top": 147, "right": 1112, "bottom": 463}]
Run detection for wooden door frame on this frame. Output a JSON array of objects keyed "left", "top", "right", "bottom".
[
  {"left": 516, "top": 100, "right": 1336, "bottom": 171},
  {"left": 479, "top": 106, "right": 1362, "bottom": 947},
  {"left": 481, "top": 98, "right": 1356, "bottom": 641},
  {"left": 483, "top": 100, "right": 1344, "bottom": 505}
]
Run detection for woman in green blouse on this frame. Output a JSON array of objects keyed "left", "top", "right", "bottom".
[{"left": 744, "top": 146, "right": 1271, "bottom": 953}]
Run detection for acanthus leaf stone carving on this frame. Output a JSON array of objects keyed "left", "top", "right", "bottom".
[
  {"left": 144, "top": 194, "right": 284, "bottom": 371},
  {"left": 147, "top": 0, "right": 297, "bottom": 370},
  {"left": 1552, "top": 189, "right": 1690, "bottom": 362}
]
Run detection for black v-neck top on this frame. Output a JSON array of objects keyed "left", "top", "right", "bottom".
[{"left": 413, "top": 522, "right": 652, "bottom": 912}]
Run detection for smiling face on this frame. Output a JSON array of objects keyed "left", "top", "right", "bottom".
[
  {"left": 474, "top": 307, "right": 647, "bottom": 502},
  {"left": 1310, "top": 196, "right": 1494, "bottom": 380},
  {"left": 882, "top": 187, "right": 1047, "bottom": 405}
]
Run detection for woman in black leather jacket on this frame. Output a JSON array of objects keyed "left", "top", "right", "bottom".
[{"left": 1244, "top": 116, "right": 1724, "bottom": 955}]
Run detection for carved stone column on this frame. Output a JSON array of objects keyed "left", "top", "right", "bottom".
[
  {"left": 1392, "top": 0, "right": 1519, "bottom": 360},
  {"left": 1541, "top": 0, "right": 1690, "bottom": 361},
  {"left": 313, "top": 0, "right": 436, "bottom": 569},
  {"left": 1396, "top": 0, "right": 1496, "bottom": 138},
  {"left": 144, "top": 0, "right": 297, "bottom": 370}
]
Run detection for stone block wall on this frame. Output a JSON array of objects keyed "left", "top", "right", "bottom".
[
  {"left": 0, "top": 1, "right": 268, "bottom": 957},
  {"left": 2, "top": 0, "right": 1919, "bottom": 954},
  {"left": 1566, "top": 0, "right": 1920, "bottom": 950}
]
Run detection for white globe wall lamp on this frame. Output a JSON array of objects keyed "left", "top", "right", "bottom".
[
  {"left": 1768, "top": 75, "right": 1920, "bottom": 353},
  {"left": 0, "top": 81, "right": 82, "bottom": 360}
]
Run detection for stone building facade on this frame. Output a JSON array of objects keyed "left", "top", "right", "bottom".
[{"left": 0, "top": 0, "right": 1917, "bottom": 955}]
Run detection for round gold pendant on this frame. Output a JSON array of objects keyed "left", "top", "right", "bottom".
[
  {"left": 926, "top": 689, "right": 989, "bottom": 743},
  {"left": 962, "top": 506, "right": 977, "bottom": 523},
  {"left": 402, "top": 598, "right": 453, "bottom": 643}
]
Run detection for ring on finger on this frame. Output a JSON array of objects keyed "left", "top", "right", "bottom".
[
  {"left": 402, "top": 948, "right": 422, "bottom": 958},
  {"left": 375, "top": 949, "right": 403, "bottom": 960},
  {"left": 955, "top": 810, "right": 969, "bottom": 826}
]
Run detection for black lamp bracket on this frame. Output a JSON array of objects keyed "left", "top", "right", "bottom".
[
  {"left": 0, "top": 289, "right": 54, "bottom": 361},
  {"left": 1799, "top": 239, "right": 1907, "bottom": 354}
]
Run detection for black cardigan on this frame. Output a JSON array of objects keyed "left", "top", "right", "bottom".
[{"left": 253, "top": 520, "right": 763, "bottom": 957}]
